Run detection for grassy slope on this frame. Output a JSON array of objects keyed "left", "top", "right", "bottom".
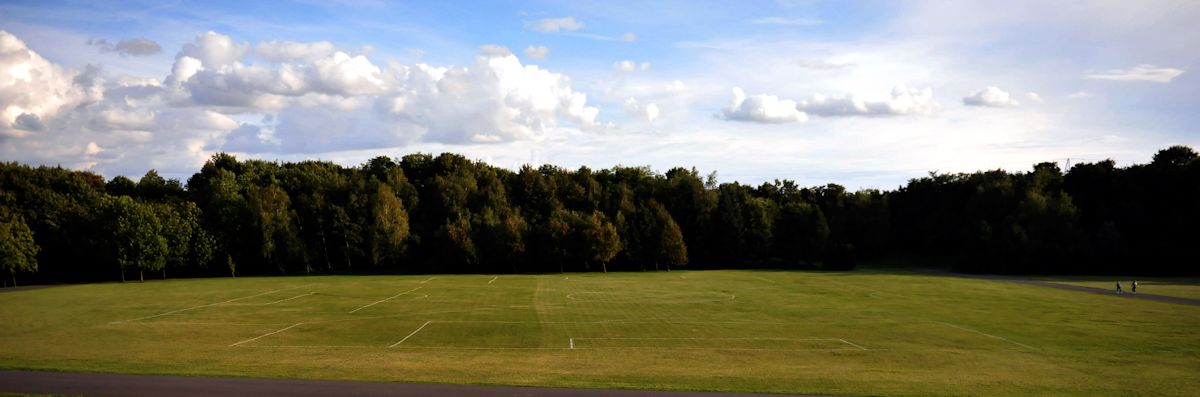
[{"left": 0, "top": 270, "right": 1197, "bottom": 397}]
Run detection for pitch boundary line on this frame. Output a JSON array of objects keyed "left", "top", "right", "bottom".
[
  {"left": 488, "top": 276, "right": 498, "bottom": 285},
  {"left": 229, "top": 323, "right": 303, "bottom": 347},
  {"left": 349, "top": 287, "right": 422, "bottom": 313},
  {"left": 113, "top": 284, "right": 315, "bottom": 323},
  {"left": 420, "top": 277, "right": 437, "bottom": 284},
  {"left": 936, "top": 321, "right": 1037, "bottom": 351},
  {"left": 389, "top": 320, "right": 432, "bottom": 348}
]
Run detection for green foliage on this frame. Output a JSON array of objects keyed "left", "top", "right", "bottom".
[
  {"left": 106, "top": 196, "right": 167, "bottom": 281},
  {"left": 3, "top": 145, "right": 1200, "bottom": 280},
  {"left": 0, "top": 206, "right": 39, "bottom": 283}
]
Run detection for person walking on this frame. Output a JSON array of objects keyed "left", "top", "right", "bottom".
[
  {"left": 1132, "top": 280, "right": 1138, "bottom": 295},
  {"left": 1116, "top": 281, "right": 1123, "bottom": 295}
]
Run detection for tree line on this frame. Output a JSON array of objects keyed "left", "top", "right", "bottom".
[{"left": 1, "top": 145, "right": 1197, "bottom": 285}]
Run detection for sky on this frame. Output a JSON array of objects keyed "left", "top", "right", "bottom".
[{"left": 1, "top": 0, "right": 1197, "bottom": 189}]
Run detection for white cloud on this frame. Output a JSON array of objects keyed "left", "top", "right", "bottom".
[
  {"left": 179, "top": 31, "right": 249, "bottom": 69},
  {"left": 614, "top": 60, "right": 650, "bottom": 73},
  {"left": 798, "top": 86, "right": 940, "bottom": 117},
  {"left": 1027, "top": 92, "right": 1044, "bottom": 103},
  {"left": 376, "top": 48, "right": 599, "bottom": 144},
  {"left": 524, "top": 45, "right": 549, "bottom": 60},
  {"left": 623, "top": 97, "right": 660, "bottom": 122},
  {"left": 963, "top": 86, "right": 1020, "bottom": 107},
  {"left": 751, "top": 17, "right": 823, "bottom": 26},
  {"left": 1085, "top": 64, "right": 1185, "bottom": 83},
  {"left": 0, "top": 30, "right": 95, "bottom": 138},
  {"left": 525, "top": 17, "right": 584, "bottom": 33},
  {"left": 256, "top": 40, "right": 338, "bottom": 63},
  {"left": 720, "top": 87, "right": 808, "bottom": 123},
  {"left": 622, "top": 33, "right": 637, "bottom": 42},
  {"left": 2, "top": 29, "right": 605, "bottom": 177}
]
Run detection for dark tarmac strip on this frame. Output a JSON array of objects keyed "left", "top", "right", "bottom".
[
  {"left": 1003, "top": 279, "right": 1200, "bottom": 306},
  {"left": 0, "top": 370, "right": 822, "bottom": 397},
  {"left": 937, "top": 272, "right": 1200, "bottom": 306}
]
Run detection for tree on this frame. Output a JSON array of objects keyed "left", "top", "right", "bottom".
[
  {"left": 107, "top": 196, "right": 167, "bottom": 282},
  {"left": 649, "top": 202, "right": 688, "bottom": 271},
  {"left": 370, "top": 184, "right": 410, "bottom": 267},
  {"left": 579, "top": 211, "right": 621, "bottom": 273},
  {"left": 0, "top": 206, "right": 39, "bottom": 286},
  {"left": 247, "top": 185, "right": 303, "bottom": 274}
]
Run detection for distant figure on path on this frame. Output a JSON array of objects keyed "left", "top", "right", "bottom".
[
  {"left": 1132, "top": 281, "right": 1138, "bottom": 295},
  {"left": 1116, "top": 281, "right": 1123, "bottom": 295}
]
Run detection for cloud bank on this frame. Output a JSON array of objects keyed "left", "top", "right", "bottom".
[{"left": 0, "top": 30, "right": 601, "bottom": 176}]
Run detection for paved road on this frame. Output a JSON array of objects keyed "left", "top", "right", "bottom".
[
  {"left": 0, "top": 370, "right": 824, "bottom": 397},
  {"left": 933, "top": 271, "right": 1200, "bottom": 306}
]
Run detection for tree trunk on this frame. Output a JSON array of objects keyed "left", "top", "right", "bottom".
[
  {"left": 162, "top": 269, "right": 167, "bottom": 280},
  {"left": 139, "top": 270, "right": 144, "bottom": 283},
  {"left": 120, "top": 268, "right": 125, "bottom": 283},
  {"left": 602, "top": 262, "right": 608, "bottom": 273},
  {"left": 10, "top": 275, "right": 15, "bottom": 287}
]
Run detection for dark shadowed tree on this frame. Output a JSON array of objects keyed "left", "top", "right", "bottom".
[{"left": 0, "top": 206, "right": 39, "bottom": 286}]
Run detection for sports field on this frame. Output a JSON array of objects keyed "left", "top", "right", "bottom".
[{"left": 1, "top": 270, "right": 1197, "bottom": 396}]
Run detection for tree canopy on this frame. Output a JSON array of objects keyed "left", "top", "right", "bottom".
[{"left": 1, "top": 145, "right": 1197, "bottom": 284}]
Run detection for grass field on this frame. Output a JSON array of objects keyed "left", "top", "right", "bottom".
[{"left": 1, "top": 270, "right": 1198, "bottom": 396}]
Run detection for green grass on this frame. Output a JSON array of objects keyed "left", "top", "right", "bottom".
[
  {"left": 1, "top": 270, "right": 1198, "bottom": 396},
  {"left": 1038, "top": 277, "right": 1200, "bottom": 300}
]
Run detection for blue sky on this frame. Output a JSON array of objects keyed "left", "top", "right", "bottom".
[{"left": 1, "top": 0, "right": 1196, "bottom": 188}]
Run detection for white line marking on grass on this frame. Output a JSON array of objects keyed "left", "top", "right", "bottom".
[
  {"left": 389, "top": 320, "right": 432, "bottom": 348},
  {"left": 229, "top": 323, "right": 303, "bottom": 347},
  {"left": 488, "top": 276, "right": 498, "bottom": 285},
  {"left": 349, "top": 287, "right": 422, "bottom": 313},
  {"left": 751, "top": 276, "right": 777, "bottom": 284},
  {"left": 420, "top": 277, "right": 436, "bottom": 284},
  {"left": 115, "top": 284, "right": 315, "bottom": 323},
  {"left": 570, "top": 338, "right": 574, "bottom": 349},
  {"left": 936, "top": 321, "right": 1037, "bottom": 351},
  {"left": 572, "top": 337, "right": 839, "bottom": 340},
  {"left": 839, "top": 339, "right": 868, "bottom": 350},
  {"left": 260, "top": 292, "right": 315, "bottom": 305}
]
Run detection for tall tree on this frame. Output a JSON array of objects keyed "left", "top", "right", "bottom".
[
  {"left": 0, "top": 206, "right": 39, "bottom": 286},
  {"left": 107, "top": 196, "right": 167, "bottom": 282},
  {"left": 579, "top": 211, "right": 621, "bottom": 273}
]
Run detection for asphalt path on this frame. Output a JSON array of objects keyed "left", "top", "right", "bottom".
[
  {"left": 0, "top": 370, "right": 824, "bottom": 397},
  {"left": 1002, "top": 278, "right": 1200, "bottom": 305}
]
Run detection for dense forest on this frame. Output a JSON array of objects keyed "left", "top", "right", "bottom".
[{"left": 1, "top": 145, "right": 1198, "bottom": 285}]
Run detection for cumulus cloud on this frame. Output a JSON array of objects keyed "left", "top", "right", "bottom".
[
  {"left": 614, "top": 60, "right": 650, "bottom": 73},
  {"left": 2, "top": 29, "right": 604, "bottom": 176},
  {"left": 797, "top": 86, "right": 939, "bottom": 117},
  {"left": 524, "top": 45, "right": 549, "bottom": 60},
  {"left": 377, "top": 48, "right": 600, "bottom": 143},
  {"left": 963, "top": 86, "right": 1020, "bottom": 107},
  {"left": 1085, "top": 64, "right": 1185, "bottom": 83},
  {"left": 1, "top": 31, "right": 97, "bottom": 138},
  {"left": 525, "top": 17, "right": 584, "bottom": 33},
  {"left": 88, "top": 37, "right": 163, "bottom": 56},
  {"left": 1027, "top": 92, "right": 1044, "bottom": 103},
  {"left": 180, "top": 31, "right": 250, "bottom": 69},
  {"left": 720, "top": 87, "right": 807, "bottom": 123},
  {"left": 623, "top": 97, "right": 660, "bottom": 122}
]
